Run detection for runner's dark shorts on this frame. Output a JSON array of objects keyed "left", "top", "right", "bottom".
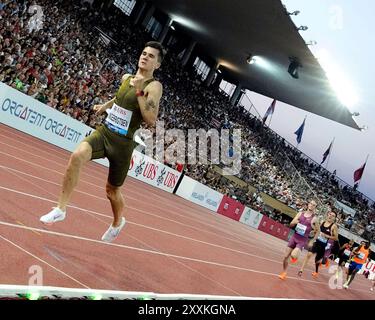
[
  {"left": 338, "top": 253, "right": 350, "bottom": 266},
  {"left": 83, "top": 124, "right": 136, "bottom": 186},
  {"left": 310, "top": 240, "right": 327, "bottom": 262}
]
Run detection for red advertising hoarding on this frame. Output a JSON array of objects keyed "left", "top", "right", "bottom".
[{"left": 217, "top": 195, "right": 245, "bottom": 221}]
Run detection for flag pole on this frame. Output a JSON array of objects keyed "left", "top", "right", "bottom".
[
  {"left": 356, "top": 154, "right": 370, "bottom": 189},
  {"left": 268, "top": 100, "right": 276, "bottom": 128},
  {"left": 325, "top": 137, "right": 335, "bottom": 170},
  {"left": 268, "top": 111, "right": 274, "bottom": 128}
]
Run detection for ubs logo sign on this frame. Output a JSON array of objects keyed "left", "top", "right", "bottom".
[
  {"left": 157, "top": 168, "right": 166, "bottom": 186},
  {"left": 135, "top": 157, "right": 146, "bottom": 177}
]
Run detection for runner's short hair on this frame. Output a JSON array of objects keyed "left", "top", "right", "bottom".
[{"left": 144, "top": 41, "right": 166, "bottom": 62}]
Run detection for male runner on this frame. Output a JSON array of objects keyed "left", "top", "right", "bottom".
[
  {"left": 279, "top": 200, "right": 319, "bottom": 280},
  {"left": 343, "top": 240, "right": 371, "bottom": 289},
  {"left": 298, "top": 210, "right": 338, "bottom": 277},
  {"left": 40, "top": 41, "right": 165, "bottom": 242},
  {"left": 337, "top": 239, "right": 355, "bottom": 271}
]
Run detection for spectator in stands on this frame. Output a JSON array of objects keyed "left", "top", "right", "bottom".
[{"left": 345, "top": 216, "right": 354, "bottom": 230}]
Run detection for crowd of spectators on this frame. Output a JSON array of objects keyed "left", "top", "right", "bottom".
[{"left": 1, "top": 0, "right": 374, "bottom": 239}]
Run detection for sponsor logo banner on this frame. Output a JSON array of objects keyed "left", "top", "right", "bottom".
[
  {"left": 217, "top": 195, "right": 244, "bottom": 221},
  {"left": 280, "top": 225, "right": 291, "bottom": 241},
  {"left": 175, "top": 176, "right": 224, "bottom": 212},
  {"left": 257, "top": 216, "right": 290, "bottom": 241},
  {"left": 360, "top": 260, "right": 375, "bottom": 280},
  {"left": 239, "top": 207, "right": 263, "bottom": 229},
  {"left": 128, "top": 150, "right": 181, "bottom": 193},
  {"left": 0, "top": 82, "right": 87, "bottom": 152},
  {"left": 258, "top": 215, "right": 271, "bottom": 233}
]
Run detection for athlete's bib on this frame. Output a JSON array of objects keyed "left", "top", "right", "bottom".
[
  {"left": 317, "top": 233, "right": 328, "bottom": 243},
  {"left": 295, "top": 223, "right": 307, "bottom": 236},
  {"left": 105, "top": 103, "right": 133, "bottom": 135},
  {"left": 325, "top": 243, "right": 332, "bottom": 250},
  {"left": 358, "top": 252, "right": 365, "bottom": 260},
  {"left": 343, "top": 249, "right": 351, "bottom": 256}
]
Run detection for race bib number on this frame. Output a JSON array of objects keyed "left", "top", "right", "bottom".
[
  {"left": 325, "top": 243, "right": 331, "bottom": 250},
  {"left": 317, "top": 234, "right": 328, "bottom": 243},
  {"left": 105, "top": 103, "right": 132, "bottom": 135},
  {"left": 343, "top": 249, "right": 351, "bottom": 256},
  {"left": 295, "top": 223, "right": 307, "bottom": 236},
  {"left": 358, "top": 252, "right": 365, "bottom": 260}
]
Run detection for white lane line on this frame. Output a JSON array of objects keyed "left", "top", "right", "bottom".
[
  {"left": 0, "top": 134, "right": 272, "bottom": 247},
  {"left": 0, "top": 142, "right": 276, "bottom": 250},
  {"left": 125, "top": 232, "right": 242, "bottom": 296},
  {"left": 0, "top": 234, "right": 89, "bottom": 288},
  {"left": 0, "top": 131, "right": 102, "bottom": 176},
  {"left": 0, "top": 221, "right": 300, "bottom": 278},
  {"left": 0, "top": 151, "right": 104, "bottom": 190},
  {"left": 0, "top": 163, "right": 282, "bottom": 254},
  {"left": 0, "top": 150, "right": 226, "bottom": 232},
  {"left": 0, "top": 128, "right": 323, "bottom": 251},
  {"left": 0, "top": 185, "right": 284, "bottom": 263},
  {"left": 0, "top": 220, "right": 371, "bottom": 294}
]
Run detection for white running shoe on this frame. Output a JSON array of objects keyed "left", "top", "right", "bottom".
[
  {"left": 343, "top": 282, "right": 349, "bottom": 289},
  {"left": 40, "top": 207, "right": 66, "bottom": 225},
  {"left": 101, "top": 217, "right": 126, "bottom": 243}
]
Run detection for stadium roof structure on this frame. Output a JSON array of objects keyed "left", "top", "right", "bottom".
[{"left": 147, "top": 0, "right": 360, "bottom": 130}]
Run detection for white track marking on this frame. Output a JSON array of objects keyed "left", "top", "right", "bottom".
[
  {"left": 0, "top": 161, "right": 282, "bottom": 254},
  {"left": 0, "top": 132, "right": 279, "bottom": 247},
  {"left": 0, "top": 234, "right": 89, "bottom": 288},
  {"left": 0, "top": 220, "right": 371, "bottom": 294},
  {"left": 0, "top": 184, "right": 286, "bottom": 264}
]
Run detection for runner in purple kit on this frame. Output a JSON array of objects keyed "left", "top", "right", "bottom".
[{"left": 279, "top": 200, "right": 319, "bottom": 280}]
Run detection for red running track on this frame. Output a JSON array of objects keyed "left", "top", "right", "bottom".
[{"left": 0, "top": 123, "right": 374, "bottom": 300}]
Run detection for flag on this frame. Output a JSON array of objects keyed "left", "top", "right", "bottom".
[
  {"left": 321, "top": 141, "right": 333, "bottom": 164},
  {"left": 353, "top": 162, "right": 366, "bottom": 183},
  {"left": 294, "top": 118, "right": 305, "bottom": 144},
  {"left": 95, "top": 27, "right": 118, "bottom": 47},
  {"left": 262, "top": 99, "right": 276, "bottom": 124}
]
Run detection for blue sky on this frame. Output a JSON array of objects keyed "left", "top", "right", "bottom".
[{"left": 242, "top": 0, "right": 375, "bottom": 201}]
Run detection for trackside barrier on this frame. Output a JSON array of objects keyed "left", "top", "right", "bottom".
[
  {"left": 359, "top": 260, "right": 375, "bottom": 280},
  {"left": 275, "top": 223, "right": 290, "bottom": 241},
  {"left": 175, "top": 176, "right": 223, "bottom": 212},
  {"left": 242, "top": 211, "right": 290, "bottom": 241},
  {"left": 127, "top": 150, "right": 181, "bottom": 193},
  {"left": 0, "top": 82, "right": 90, "bottom": 154},
  {"left": 0, "top": 82, "right": 180, "bottom": 193},
  {"left": 239, "top": 207, "right": 263, "bottom": 229},
  {"left": 217, "top": 195, "right": 244, "bottom": 221}
]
